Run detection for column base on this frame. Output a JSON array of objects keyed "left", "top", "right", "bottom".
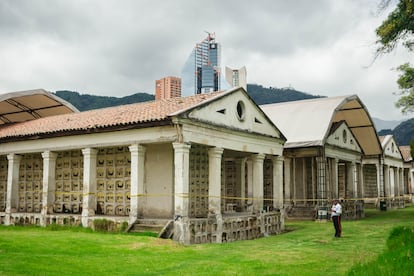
[{"left": 173, "top": 216, "right": 190, "bottom": 245}]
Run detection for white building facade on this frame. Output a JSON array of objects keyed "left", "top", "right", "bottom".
[
  {"left": 0, "top": 88, "right": 286, "bottom": 244},
  {"left": 261, "top": 95, "right": 389, "bottom": 219}
]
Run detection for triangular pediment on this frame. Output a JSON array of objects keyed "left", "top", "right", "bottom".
[
  {"left": 326, "top": 121, "right": 362, "bottom": 153},
  {"left": 180, "top": 88, "right": 284, "bottom": 139},
  {"left": 382, "top": 136, "right": 403, "bottom": 159}
]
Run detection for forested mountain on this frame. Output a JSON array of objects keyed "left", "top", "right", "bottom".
[
  {"left": 55, "top": 84, "right": 322, "bottom": 111},
  {"left": 246, "top": 84, "right": 323, "bottom": 104},
  {"left": 378, "top": 119, "right": 414, "bottom": 146},
  {"left": 54, "top": 86, "right": 413, "bottom": 146},
  {"left": 55, "top": 90, "right": 154, "bottom": 111}
]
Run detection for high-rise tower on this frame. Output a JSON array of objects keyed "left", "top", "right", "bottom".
[
  {"left": 155, "top": 76, "right": 181, "bottom": 100},
  {"left": 181, "top": 33, "right": 225, "bottom": 97}
]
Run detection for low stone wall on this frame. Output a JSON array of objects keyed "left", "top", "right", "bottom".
[
  {"left": 365, "top": 197, "right": 406, "bottom": 210},
  {"left": 1, "top": 213, "right": 43, "bottom": 226},
  {"left": 0, "top": 212, "right": 129, "bottom": 229},
  {"left": 340, "top": 200, "right": 364, "bottom": 220},
  {"left": 288, "top": 200, "right": 365, "bottom": 221},
  {"left": 181, "top": 211, "right": 284, "bottom": 244},
  {"left": 387, "top": 198, "right": 405, "bottom": 209}
]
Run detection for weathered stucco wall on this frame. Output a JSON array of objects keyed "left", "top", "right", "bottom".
[{"left": 142, "top": 143, "right": 174, "bottom": 218}]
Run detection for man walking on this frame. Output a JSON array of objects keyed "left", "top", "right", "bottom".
[{"left": 331, "top": 199, "right": 342, "bottom": 238}]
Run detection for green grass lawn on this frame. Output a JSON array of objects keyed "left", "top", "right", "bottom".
[{"left": 1, "top": 206, "right": 414, "bottom": 275}]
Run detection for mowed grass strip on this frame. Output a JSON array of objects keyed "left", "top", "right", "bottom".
[{"left": 1, "top": 206, "right": 413, "bottom": 275}]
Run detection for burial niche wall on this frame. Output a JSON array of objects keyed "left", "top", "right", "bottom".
[
  {"left": 263, "top": 158, "right": 274, "bottom": 211},
  {"left": 18, "top": 154, "right": 43, "bottom": 213},
  {"left": 189, "top": 144, "right": 209, "bottom": 218},
  {"left": 223, "top": 160, "right": 238, "bottom": 212},
  {"left": 363, "top": 164, "right": 378, "bottom": 199},
  {"left": 0, "top": 156, "right": 7, "bottom": 212},
  {"left": 54, "top": 150, "right": 83, "bottom": 214},
  {"left": 96, "top": 146, "right": 131, "bottom": 216}
]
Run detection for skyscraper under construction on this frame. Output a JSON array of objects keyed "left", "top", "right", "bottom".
[{"left": 181, "top": 33, "right": 228, "bottom": 97}]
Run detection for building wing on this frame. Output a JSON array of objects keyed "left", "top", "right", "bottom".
[
  {"left": 0, "top": 91, "right": 224, "bottom": 142},
  {"left": 260, "top": 95, "right": 382, "bottom": 155},
  {"left": 380, "top": 135, "right": 404, "bottom": 160}
]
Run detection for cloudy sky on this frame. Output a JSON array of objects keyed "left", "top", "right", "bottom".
[{"left": 0, "top": 0, "right": 412, "bottom": 121}]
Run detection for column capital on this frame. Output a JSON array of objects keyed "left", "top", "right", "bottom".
[
  {"left": 41, "top": 150, "right": 57, "bottom": 160},
  {"left": 82, "top": 148, "right": 98, "bottom": 157},
  {"left": 272, "top": 155, "right": 284, "bottom": 163},
  {"left": 173, "top": 142, "right": 191, "bottom": 151},
  {"left": 251, "top": 153, "right": 266, "bottom": 162},
  {"left": 316, "top": 156, "right": 326, "bottom": 162},
  {"left": 129, "top": 144, "right": 146, "bottom": 154},
  {"left": 7, "top": 153, "right": 21, "bottom": 162},
  {"left": 208, "top": 147, "right": 224, "bottom": 157}
]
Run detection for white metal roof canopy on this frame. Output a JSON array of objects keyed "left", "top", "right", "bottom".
[
  {"left": 0, "top": 89, "right": 79, "bottom": 125},
  {"left": 260, "top": 95, "right": 382, "bottom": 156},
  {"left": 332, "top": 97, "right": 382, "bottom": 155}
]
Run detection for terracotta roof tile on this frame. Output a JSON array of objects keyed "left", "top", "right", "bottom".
[
  {"left": 399, "top": 146, "right": 413, "bottom": 162},
  {"left": 0, "top": 91, "right": 225, "bottom": 140}
]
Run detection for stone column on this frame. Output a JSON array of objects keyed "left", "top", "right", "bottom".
[
  {"left": 246, "top": 159, "right": 253, "bottom": 211},
  {"left": 172, "top": 142, "right": 191, "bottom": 244},
  {"left": 208, "top": 147, "right": 224, "bottom": 243},
  {"left": 81, "top": 148, "right": 98, "bottom": 227},
  {"left": 128, "top": 144, "right": 146, "bottom": 224},
  {"left": 359, "top": 164, "right": 365, "bottom": 199},
  {"left": 292, "top": 158, "right": 297, "bottom": 205},
  {"left": 390, "top": 167, "right": 396, "bottom": 197},
  {"left": 410, "top": 169, "right": 414, "bottom": 195},
  {"left": 376, "top": 162, "right": 384, "bottom": 200},
  {"left": 351, "top": 162, "right": 357, "bottom": 199},
  {"left": 333, "top": 158, "right": 339, "bottom": 199},
  {"left": 40, "top": 151, "right": 57, "bottom": 226},
  {"left": 399, "top": 168, "right": 404, "bottom": 196},
  {"left": 272, "top": 156, "right": 284, "bottom": 210},
  {"left": 384, "top": 165, "right": 390, "bottom": 199},
  {"left": 5, "top": 154, "right": 21, "bottom": 225},
  {"left": 252, "top": 153, "right": 265, "bottom": 213},
  {"left": 235, "top": 158, "right": 247, "bottom": 211},
  {"left": 316, "top": 156, "right": 327, "bottom": 206},
  {"left": 284, "top": 157, "right": 291, "bottom": 206}
]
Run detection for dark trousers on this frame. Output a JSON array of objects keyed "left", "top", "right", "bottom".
[{"left": 332, "top": 215, "right": 341, "bottom": 237}]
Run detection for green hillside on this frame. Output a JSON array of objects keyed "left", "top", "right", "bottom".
[
  {"left": 55, "top": 90, "right": 154, "bottom": 112},
  {"left": 246, "top": 84, "right": 323, "bottom": 104},
  {"left": 55, "top": 84, "right": 322, "bottom": 111}
]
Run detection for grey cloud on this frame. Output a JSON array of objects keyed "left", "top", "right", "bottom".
[{"left": 0, "top": 0, "right": 410, "bottom": 120}]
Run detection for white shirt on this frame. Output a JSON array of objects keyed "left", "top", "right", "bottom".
[{"left": 331, "top": 203, "right": 342, "bottom": 217}]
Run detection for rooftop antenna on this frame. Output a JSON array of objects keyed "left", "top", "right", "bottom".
[{"left": 204, "top": 31, "right": 215, "bottom": 42}]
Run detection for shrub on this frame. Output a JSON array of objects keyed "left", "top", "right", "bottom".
[{"left": 347, "top": 226, "right": 414, "bottom": 275}]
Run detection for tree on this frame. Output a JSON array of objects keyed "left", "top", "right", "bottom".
[
  {"left": 395, "top": 63, "right": 414, "bottom": 114},
  {"left": 376, "top": 0, "right": 414, "bottom": 114}
]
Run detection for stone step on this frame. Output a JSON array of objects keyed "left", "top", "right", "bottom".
[
  {"left": 127, "top": 219, "right": 172, "bottom": 235},
  {"left": 130, "top": 224, "right": 164, "bottom": 233}
]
